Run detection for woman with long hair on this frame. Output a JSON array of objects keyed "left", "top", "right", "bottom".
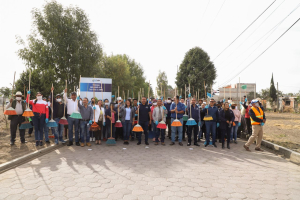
[
  {"left": 219, "top": 102, "right": 235, "bottom": 149},
  {"left": 93, "top": 100, "right": 106, "bottom": 144},
  {"left": 231, "top": 103, "right": 241, "bottom": 144},
  {"left": 27, "top": 91, "right": 49, "bottom": 146},
  {"left": 120, "top": 99, "right": 135, "bottom": 145}
]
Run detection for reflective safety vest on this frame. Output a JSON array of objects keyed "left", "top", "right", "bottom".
[{"left": 250, "top": 106, "right": 263, "bottom": 125}]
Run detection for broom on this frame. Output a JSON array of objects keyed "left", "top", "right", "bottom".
[
  {"left": 157, "top": 104, "right": 167, "bottom": 129},
  {"left": 115, "top": 86, "right": 122, "bottom": 127},
  {"left": 90, "top": 79, "right": 100, "bottom": 131},
  {"left": 22, "top": 69, "right": 34, "bottom": 117},
  {"left": 59, "top": 80, "right": 68, "bottom": 125},
  {"left": 106, "top": 103, "right": 116, "bottom": 145},
  {"left": 47, "top": 83, "right": 58, "bottom": 128},
  {"left": 182, "top": 84, "right": 188, "bottom": 121},
  {"left": 186, "top": 83, "right": 197, "bottom": 126},
  {"left": 4, "top": 71, "right": 17, "bottom": 115},
  {"left": 132, "top": 91, "right": 144, "bottom": 132},
  {"left": 70, "top": 75, "right": 82, "bottom": 119},
  {"left": 20, "top": 71, "right": 33, "bottom": 129},
  {"left": 203, "top": 81, "right": 213, "bottom": 121},
  {"left": 171, "top": 87, "right": 182, "bottom": 127}
]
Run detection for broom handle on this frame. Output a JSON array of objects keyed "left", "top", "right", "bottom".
[
  {"left": 78, "top": 75, "right": 81, "bottom": 111},
  {"left": 189, "top": 83, "right": 191, "bottom": 117},
  {"left": 51, "top": 83, "right": 54, "bottom": 120},
  {"left": 184, "top": 84, "right": 186, "bottom": 114},
  {"left": 28, "top": 70, "right": 31, "bottom": 107},
  {"left": 175, "top": 87, "right": 177, "bottom": 119},
  {"left": 11, "top": 71, "right": 16, "bottom": 97},
  {"left": 63, "top": 80, "right": 67, "bottom": 117},
  {"left": 93, "top": 77, "right": 95, "bottom": 122},
  {"left": 118, "top": 86, "right": 119, "bottom": 121}
]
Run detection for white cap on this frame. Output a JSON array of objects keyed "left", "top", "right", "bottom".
[
  {"left": 117, "top": 97, "right": 122, "bottom": 101},
  {"left": 15, "top": 91, "right": 22, "bottom": 96}
]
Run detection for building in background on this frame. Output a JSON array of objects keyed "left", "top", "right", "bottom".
[{"left": 217, "top": 83, "right": 256, "bottom": 102}]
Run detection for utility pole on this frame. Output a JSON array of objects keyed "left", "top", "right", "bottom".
[
  {"left": 277, "top": 82, "right": 279, "bottom": 111},
  {"left": 254, "top": 83, "right": 256, "bottom": 99}
]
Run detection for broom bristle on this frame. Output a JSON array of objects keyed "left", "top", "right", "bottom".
[
  {"left": 203, "top": 115, "right": 213, "bottom": 121},
  {"left": 90, "top": 122, "right": 100, "bottom": 131},
  {"left": 115, "top": 121, "right": 123, "bottom": 127},
  {"left": 106, "top": 138, "right": 116, "bottom": 145},
  {"left": 157, "top": 123, "right": 167, "bottom": 129},
  {"left": 171, "top": 120, "right": 182, "bottom": 127},
  {"left": 4, "top": 110, "right": 17, "bottom": 115},
  {"left": 47, "top": 119, "right": 58, "bottom": 128},
  {"left": 22, "top": 110, "right": 34, "bottom": 117},
  {"left": 132, "top": 124, "right": 143, "bottom": 132},
  {"left": 70, "top": 112, "right": 82, "bottom": 119},
  {"left": 186, "top": 118, "right": 197, "bottom": 126},
  {"left": 183, "top": 114, "right": 188, "bottom": 121},
  {"left": 19, "top": 122, "right": 33, "bottom": 129},
  {"left": 59, "top": 118, "right": 68, "bottom": 125}
]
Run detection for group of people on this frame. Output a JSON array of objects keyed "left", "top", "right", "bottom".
[{"left": 6, "top": 87, "right": 266, "bottom": 151}]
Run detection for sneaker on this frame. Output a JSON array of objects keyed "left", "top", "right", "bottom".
[
  {"left": 80, "top": 143, "right": 85, "bottom": 147},
  {"left": 86, "top": 142, "right": 91, "bottom": 147},
  {"left": 170, "top": 142, "right": 175, "bottom": 146},
  {"left": 137, "top": 142, "right": 141, "bottom": 145},
  {"left": 179, "top": 142, "right": 183, "bottom": 146},
  {"left": 55, "top": 139, "right": 58, "bottom": 145},
  {"left": 45, "top": 140, "right": 50, "bottom": 144},
  {"left": 145, "top": 142, "right": 149, "bottom": 145},
  {"left": 187, "top": 143, "right": 191, "bottom": 146},
  {"left": 194, "top": 143, "right": 200, "bottom": 147},
  {"left": 76, "top": 142, "right": 80, "bottom": 146},
  {"left": 67, "top": 141, "right": 73, "bottom": 146},
  {"left": 39, "top": 141, "right": 43, "bottom": 146},
  {"left": 21, "top": 141, "right": 27, "bottom": 144},
  {"left": 60, "top": 140, "right": 66, "bottom": 144},
  {"left": 35, "top": 141, "right": 39, "bottom": 146}
]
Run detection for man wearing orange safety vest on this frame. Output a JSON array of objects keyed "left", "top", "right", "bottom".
[{"left": 244, "top": 99, "right": 266, "bottom": 152}]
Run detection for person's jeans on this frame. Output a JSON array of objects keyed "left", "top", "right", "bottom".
[
  {"left": 166, "top": 118, "right": 171, "bottom": 137},
  {"left": 188, "top": 122, "right": 199, "bottom": 144},
  {"left": 221, "top": 126, "right": 231, "bottom": 146},
  {"left": 67, "top": 117, "right": 79, "bottom": 142},
  {"left": 152, "top": 121, "right": 157, "bottom": 138},
  {"left": 54, "top": 118, "right": 64, "bottom": 141},
  {"left": 231, "top": 121, "right": 238, "bottom": 141},
  {"left": 80, "top": 120, "right": 90, "bottom": 143},
  {"left": 198, "top": 121, "right": 205, "bottom": 139},
  {"left": 122, "top": 120, "right": 132, "bottom": 141},
  {"left": 10, "top": 115, "right": 25, "bottom": 143},
  {"left": 205, "top": 121, "right": 216, "bottom": 144},
  {"left": 156, "top": 128, "right": 165, "bottom": 143},
  {"left": 171, "top": 118, "right": 183, "bottom": 142},
  {"left": 32, "top": 112, "right": 45, "bottom": 141},
  {"left": 138, "top": 121, "right": 149, "bottom": 143}
]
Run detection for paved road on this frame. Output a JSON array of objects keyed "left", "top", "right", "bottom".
[{"left": 0, "top": 139, "right": 299, "bottom": 200}]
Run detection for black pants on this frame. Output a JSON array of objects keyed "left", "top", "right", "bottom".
[
  {"left": 94, "top": 121, "right": 103, "bottom": 140},
  {"left": 10, "top": 115, "right": 25, "bottom": 142},
  {"left": 188, "top": 123, "right": 199, "bottom": 144},
  {"left": 115, "top": 127, "right": 123, "bottom": 140},
  {"left": 182, "top": 120, "right": 187, "bottom": 139},
  {"left": 245, "top": 118, "right": 252, "bottom": 135},
  {"left": 166, "top": 118, "right": 171, "bottom": 137},
  {"left": 28, "top": 121, "right": 34, "bottom": 134},
  {"left": 221, "top": 126, "right": 231, "bottom": 146}
]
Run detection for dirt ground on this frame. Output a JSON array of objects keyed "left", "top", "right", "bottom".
[
  {"left": 0, "top": 106, "right": 300, "bottom": 164},
  {"left": 0, "top": 106, "right": 57, "bottom": 165},
  {"left": 264, "top": 111, "right": 300, "bottom": 153}
]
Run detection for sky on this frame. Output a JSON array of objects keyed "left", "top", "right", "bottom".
[{"left": 1, "top": 0, "right": 300, "bottom": 95}]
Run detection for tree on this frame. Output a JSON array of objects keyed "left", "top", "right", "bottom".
[
  {"left": 176, "top": 47, "right": 216, "bottom": 99},
  {"left": 0, "top": 87, "right": 12, "bottom": 97},
  {"left": 270, "top": 73, "right": 277, "bottom": 102},
  {"left": 156, "top": 70, "right": 168, "bottom": 98},
  {"left": 16, "top": 1, "right": 103, "bottom": 95}
]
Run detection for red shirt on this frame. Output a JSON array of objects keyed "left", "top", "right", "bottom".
[
  {"left": 27, "top": 95, "right": 49, "bottom": 118},
  {"left": 245, "top": 105, "right": 251, "bottom": 119}
]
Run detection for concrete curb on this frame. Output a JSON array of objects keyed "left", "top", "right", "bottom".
[
  {"left": 0, "top": 141, "right": 68, "bottom": 174},
  {"left": 241, "top": 132, "right": 300, "bottom": 164}
]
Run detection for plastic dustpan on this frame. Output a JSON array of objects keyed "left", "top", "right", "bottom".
[
  {"left": 132, "top": 124, "right": 143, "bottom": 132},
  {"left": 183, "top": 114, "right": 188, "bottom": 121},
  {"left": 203, "top": 115, "right": 213, "bottom": 121},
  {"left": 4, "top": 107, "right": 17, "bottom": 115},
  {"left": 186, "top": 118, "right": 197, "bottom": 126},
  {"left": 171, "top": 119, "right": 182, "bottom": 127}
]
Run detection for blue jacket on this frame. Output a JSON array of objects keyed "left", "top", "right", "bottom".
[
  {"left": 202, "top": 106, "right": 219, "bottom": 122},
  {"left": 187, "top": 104, "right": 201, "bottom": 122},
  {"left": 164, "top": 102, "right": 172, "bottom": 118},
  {"left": 219, "top": 109, "right": 235, "bottom": 130},
  {"left": 170, "top": 102, "right": 185, "bottom": 119}
]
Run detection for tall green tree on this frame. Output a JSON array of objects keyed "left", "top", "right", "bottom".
[
  {"left": 156, "top": 70, "right": 168, "bottom": 98},
  {"left": 270, "top": 73, "right": 277, "bottom": 102},
  {"left": 0, "top": 87, "right": 12, "bottom": 98},
  {"left": 176, "top": 47, "right": 216, "bottom": 99},
  {"left": 15, "top": 1, "right": 103, "bottom": 95}
]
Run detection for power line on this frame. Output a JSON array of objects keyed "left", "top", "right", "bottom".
[
  {"left": 203, "top": 0, "right": 227, "bottom": 41},
  {"left": 199, "top": 0, "right": 210, "bottom": 27},
  {"left": 198, "top": 0, "right": 277, "bottom": 74},
  {"left": 217, "top": 1, "right": 300, "bottom": 83},
  {"left": 219, "top": 17, "right": 300, "bottom": 88}
]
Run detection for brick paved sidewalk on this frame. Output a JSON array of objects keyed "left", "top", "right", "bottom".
[{"left": 0, "top": 139, "right": 299, "bottom": 200}]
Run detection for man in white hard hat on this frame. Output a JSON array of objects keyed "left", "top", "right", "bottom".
[{"left": 6, "top": 91, "right": 27, "bottom": 145}]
